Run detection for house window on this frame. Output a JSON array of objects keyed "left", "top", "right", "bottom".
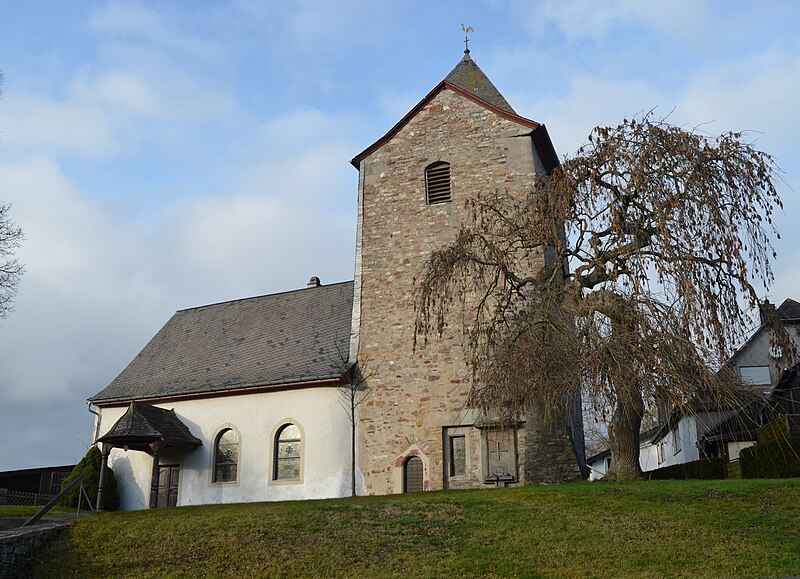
[
  {"left": 449, "top": 435, "right": 466, "bottom": 477},
  {"left": 425, "top": 162, "right": 451, "bottom": 204},
  {"left": 657, "top": 442, "right": 665, "bottom": 464},
  {"left": 483, "top": 427, "right": 517, "bottom": 483},
  {"left": 213, "top": 428, "right": 239, "bottom": 483},
  {"left": 274, "top": 423, "right": 302, "bottom": 481},
  {"left": 739, "top": 366, "right": 771, "bottom": 386},
  {"left": 672, "top": 426, "right": 682, "bottom": 455}
]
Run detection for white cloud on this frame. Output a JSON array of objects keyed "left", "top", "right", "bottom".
[
  {"left": 71, "top": 71, "right": 163, "bottom": 118},
  {"left": 520, "top": 75, "right": 665, "bottom": 153},
  {"left": 509, "top": 0, "right": 709, "bottom": 43},
  {"left": 69, "top": 69, "right": 235, "bottom": 124},
  {"left": 0, "top": 94, "right": 118, "bottom": 159},
  {"left": 676, "top": 51, "right": 800, "bottom": 155},
  {"left": 0, "top": 105, "right": 358, "bottom": 405},
  {"left": 86, "top": 1, "right": 220, "bottom": 63}
]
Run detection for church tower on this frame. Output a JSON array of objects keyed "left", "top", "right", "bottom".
[{"left": 350, "top": 49, "right": 562, "bottom": 494}]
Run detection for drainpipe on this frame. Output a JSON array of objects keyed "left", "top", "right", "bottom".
[{"left": 87, "top": 401, "right": 101, "bottom": 445}]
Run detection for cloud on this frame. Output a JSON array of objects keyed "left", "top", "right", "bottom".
[
  {"left": 520, "top": 75, "right": 665, "bottom": 153},
  {"left": 69, "top": 69, "right": 235, "bottom": 124},
  {"left": 86, "top": 1, "right": 220, "bottom": 63},
  {"left": 0, "top": 94, "right": 118, "bottom": 159},
  {"left": 0, "top": 104, "right": 358, "bottom": 407},
  {"left": 676, "top": 50, "right": 800, "bottom": 155},
  {"left": 509, "top": 0, "right": 709, "bottom": 43}
]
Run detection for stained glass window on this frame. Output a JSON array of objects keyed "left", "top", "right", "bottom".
[
  {"left": 274, "top": 423, "right": 302, "bottom": 481},
  {"left": 213, "top": 428, "right": 239, "bottom": 483}
]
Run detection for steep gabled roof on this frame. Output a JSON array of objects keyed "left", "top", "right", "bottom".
[
  {"left": 727, "top": 297, "right": 800, "bottom": 365},
  {"left": 90, "top": 281, "right": 354, "bottom": 405},
  {"left": 778, "top": 298, "right": 800, "bottom": 320},
  {"left": 351, "top": 52, "right": 559, "bottom": 174}
]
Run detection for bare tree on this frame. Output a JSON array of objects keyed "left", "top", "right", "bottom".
[
  {"left": 0, "top": 201, "right": 24, "bottom": 319},
  {"left": 333, "top": 340, "right": 375, "bottom": 496},
  {"left": 415, "top": 114, "right": 789, "bottom": 481}
]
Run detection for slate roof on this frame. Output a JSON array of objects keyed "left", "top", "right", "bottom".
[
  {"left": 91, "top": 281, "right": 354, "bottom": 404},
  {"left": 778, "top": 298, "right": 800, "bottom": 320},
  {"left": 98, "top": 402, "right": 202, "bottom": 447},
  {"left": 444, "top": 51, "right": 516, "bottom": 114},
  {"left": 351, "top": 52, "right": 560, "bottom": 175}
]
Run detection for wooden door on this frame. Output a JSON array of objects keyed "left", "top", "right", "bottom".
[
  {"left": 157, "top": 465, "right": 180, "bottom": 508},
  {"left": 403, "top": 456, "right": 423, "bottom": 493}
]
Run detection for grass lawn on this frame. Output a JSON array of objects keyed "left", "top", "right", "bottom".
[
  {"left": 12, "top": 478, "right": 800, "bottom": 578},
  {"left": 0, "top": 505, "right": 73, "bottom": 519}
]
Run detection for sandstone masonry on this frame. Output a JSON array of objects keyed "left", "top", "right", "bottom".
[{"left": 353, "top": 78, "right": 549, "bottom": 495}]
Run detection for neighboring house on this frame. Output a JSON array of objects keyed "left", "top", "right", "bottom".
[
  {"left": 728, "top": 299, "right": 800, "bottom": 393},
  {"left": 590, "top": 298, "right": 800, "bottom": 479},
  {"left": 586, "top": 427, "right": 659, "bottom": 480},
  {"left": 699, "top": 361, "right": 800, "bottom": 448},
  {"left": 90, "top": 49, "right": 576, "bottom": 510},
  {"left": 770, "top": 363, "right": 800, "bottom": 438},
  {"left": 694, "top": 298, "right": 800, "bottom": 463}
]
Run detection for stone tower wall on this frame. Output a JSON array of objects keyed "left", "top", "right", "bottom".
[{"left": 354, "top": 88, "right": 546, "bottom": 495}]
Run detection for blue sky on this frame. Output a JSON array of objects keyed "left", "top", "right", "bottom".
[{"left": 1, "top": 1, "right": 799, "bottom": 470}]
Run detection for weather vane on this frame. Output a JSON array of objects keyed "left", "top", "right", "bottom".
[{"left": 461, "top": 24, "right": 474, "bottom": 54}]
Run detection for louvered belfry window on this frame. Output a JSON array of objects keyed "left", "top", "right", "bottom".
[{"left": 425, "top": 162, "right": 452, "bottom": 204}]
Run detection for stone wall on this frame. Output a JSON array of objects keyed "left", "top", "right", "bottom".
[
  {"left": 0, "top": 520, "right": 67, "bottom": 577},
  {"left": 355, "top": 87, "right": 545, "bottom": 494}
]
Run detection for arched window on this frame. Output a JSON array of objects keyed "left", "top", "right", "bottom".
[
  {"left": 274, "top": 423, "right": 302, "bottom": 481},
  {"left": 213, "top": 428, "right": 239, "bottom": 483},
  {"left": 403, "top": 456, "right": 423, "bottom": 493},
  {"left": 425, "top": 162, "right": 451, "bottom": 204}
]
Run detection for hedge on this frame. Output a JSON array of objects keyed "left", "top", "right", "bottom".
[
  {"left": 740, "top": 437, "right": 800, "bottom": 479},
  {"left": 61, "top": 446, "right": 120, "bottom": 511},
  {"left": 646, "top": 457, "right": 726, "bottom": 480}
]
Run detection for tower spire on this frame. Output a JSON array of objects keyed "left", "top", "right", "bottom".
[{"left": 461, "top": 24, "right": 474, "bottom": 56}]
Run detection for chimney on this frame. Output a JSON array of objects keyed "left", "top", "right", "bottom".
[
  {"left": 307, "top": 276, "right": 322, "bottom": 289},
  {"left": 759, "top": 298, "right": 775, "bottom": 326}
]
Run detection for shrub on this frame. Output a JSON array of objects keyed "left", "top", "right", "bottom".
[
  {"left": 61, "top": 446, "right": 119, "bottom": 511},
  {"left": 647, "top": 457, "right": 726, "bottom": 480},
  {"left": 740, "top": 437, "right": 800, "bottom": 479}
]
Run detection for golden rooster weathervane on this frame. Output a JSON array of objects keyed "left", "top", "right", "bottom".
[{"left": 462, "top": 24, "right": 474, "bottom": 54}]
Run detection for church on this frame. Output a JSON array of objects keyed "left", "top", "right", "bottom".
[{"left": 88, "top": 48, "right": 565, "bottom": 510}]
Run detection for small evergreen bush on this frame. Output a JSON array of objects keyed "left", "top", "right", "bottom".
[
  {"left": 740, "top": 437, "right": 800, "bottom": 479},
  {"left": 647, "top": 457, "right": 726, "bottom": 480},
  {"left": 61, "top": 446, "right": 119, "bottom": 510}
]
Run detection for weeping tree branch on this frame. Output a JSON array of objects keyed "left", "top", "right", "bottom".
[{"left": 414, "top": 113, "right": 791, "bottom": 481}]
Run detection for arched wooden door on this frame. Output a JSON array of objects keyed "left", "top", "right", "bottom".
[{"left": 403, "top": 456, "right": 423, "bottom": 493}]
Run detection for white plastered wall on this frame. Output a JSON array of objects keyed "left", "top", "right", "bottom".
[{"left": 96, "top": 386, "right": 353, "bottom": 510}]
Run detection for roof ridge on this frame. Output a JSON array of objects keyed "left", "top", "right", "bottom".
[{"left": 177, "top": 279, "right": 355, "bottom": 313}]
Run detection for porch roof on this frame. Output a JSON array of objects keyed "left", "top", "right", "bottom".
[{"left": 97, "top": 402, "right": 202, "bottom": 451}]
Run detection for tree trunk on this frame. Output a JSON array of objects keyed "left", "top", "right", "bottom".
[
  {"left": 351, "top": 410, "right": 356, "bottom": 497},
  {"left": 524, "top": 396, "right": 585, "bottom": 484},
  {"left": 606, "top": 388, "right": 644, "bottom": 480}
]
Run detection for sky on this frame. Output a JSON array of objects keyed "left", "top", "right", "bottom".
[{"left": 1, "top": 0, "right": 799, "bottom": 471}]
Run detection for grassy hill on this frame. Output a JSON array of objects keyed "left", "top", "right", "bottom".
[{"left": 13, "top": 479, "right": 800, "bottom": 578}]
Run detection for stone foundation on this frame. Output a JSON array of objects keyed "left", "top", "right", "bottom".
[{"left": 0, "top": 519, "right": 69, "bottom": 577}]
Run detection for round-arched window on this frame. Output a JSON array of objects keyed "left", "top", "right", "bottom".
[
  {"left": 213, "top": 428, "right": 239, "bottom": 483},
  {"left": 274, "top": 423, "right": 302, "bottom": 481}
]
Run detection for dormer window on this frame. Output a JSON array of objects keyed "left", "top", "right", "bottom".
[{"left": 425, "top": 162, "right": 451, "bottom": 204}]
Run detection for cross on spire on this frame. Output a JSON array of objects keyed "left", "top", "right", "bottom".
[{"left": 461, "top": 24, "right": 474, "bottom": 54}]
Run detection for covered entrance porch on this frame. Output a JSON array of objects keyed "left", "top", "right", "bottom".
[{"left": 96, "top": 402, "right": 202, "bottom": 509}]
